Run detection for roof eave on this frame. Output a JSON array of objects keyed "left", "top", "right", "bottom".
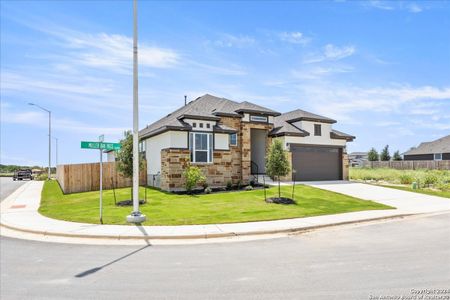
[
  {"left": 235, "top": 109, "right": 281, "bottom": 116},
  {"left": 287, "top": 116, "right": 337, "bottom": 124},
  {"left": 177, "top": 114, "right": 221, "bottom": 121},
  {"left": 140, "top": 125, "right": 191, "bottom": 140}
]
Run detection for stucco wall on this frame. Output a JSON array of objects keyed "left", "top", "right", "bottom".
[{"left": 145, "top": 131, "right": 188, "bottom": 174}]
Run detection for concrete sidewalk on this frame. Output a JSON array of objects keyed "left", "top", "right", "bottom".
[{"left": 1, "top": 181, "right": 449, "bottom": 244}]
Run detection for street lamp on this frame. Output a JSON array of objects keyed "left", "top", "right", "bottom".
[
  {"left": 126, "top": 0, "right": 146, "bottom": 223},
  {"left": 28, "top": 103, "right": 51, "bottom": 180}
]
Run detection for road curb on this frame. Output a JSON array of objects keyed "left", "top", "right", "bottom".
[{"left": 1, "top": 212, "right": 419, "bottom": 241}]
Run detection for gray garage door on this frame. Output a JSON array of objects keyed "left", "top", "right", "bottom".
[{"left": 291, "top": 145, "right": 342, "bottom": 181}]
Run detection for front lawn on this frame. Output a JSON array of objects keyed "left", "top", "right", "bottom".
[{"left": 39, "top": 181, "right": 392, "bottom": 225}]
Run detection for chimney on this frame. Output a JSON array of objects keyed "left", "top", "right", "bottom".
[{"left": 184, "top": 95, "right": 187, "bottom": 106}]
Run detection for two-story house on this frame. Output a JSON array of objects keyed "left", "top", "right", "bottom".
[{"left": 139, "top": 94, "right": 354, "bottom": 191}]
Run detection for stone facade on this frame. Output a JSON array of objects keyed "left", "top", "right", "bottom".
[
  {"left": 219, "top": 117, "right": 242, "bottom": 184},
  {"left": 342, "top": 153, "right": 349, "bottom": 180},
  {"left": 159, "top": 118, "right": 349, "bottom": 191},
  {"left": 160, "top": 148, "right": 235, "bottom": 191}
]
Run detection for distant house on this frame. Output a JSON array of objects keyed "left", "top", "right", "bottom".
[
  {"left": 104, "top": 150, "right": 117, "bottom": 162},
  {"left": 403, "top": 135, "right": 450, "bottom": 161},
  {"left": 348, "top": 152, "right": 368, "bottom": 167}
]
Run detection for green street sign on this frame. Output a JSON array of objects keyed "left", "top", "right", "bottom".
[{"left": 81, "top": 141, "right": 121, "bottom": 151}]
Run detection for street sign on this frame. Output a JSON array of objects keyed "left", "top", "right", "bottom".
[
  {"left": 81, "top": 138, "right": 121, "bottom": 224},
  {"left": 81, "top": 141, "right": 121, "bottom": 151}
]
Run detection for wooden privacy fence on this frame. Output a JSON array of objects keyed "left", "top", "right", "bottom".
[
  {"left": 363, "top": 160, "right": 450, "bottom": 170},
  {"left": 57, "top": 162, "right": 147, "bottom": 194}
]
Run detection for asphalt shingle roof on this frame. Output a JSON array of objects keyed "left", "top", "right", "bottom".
[
  {"left": 139, "top": 94, "right": 354, "bottom": 141},
  {"left": 139, "top": 94, "right": 280, "bottom": 138},
  {"left": 403, "top": 134, "right": 450, "bottom": 155}
]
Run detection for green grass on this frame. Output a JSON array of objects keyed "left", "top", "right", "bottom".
[
  {"left": 350, "top": 168, "right": 450, "bottom": 191},
  {"left": 39, "top": 181, "right": 392, "bottom": 225},
  {"left": 379, "top": 184, "right": 450, "bottom": 199}
]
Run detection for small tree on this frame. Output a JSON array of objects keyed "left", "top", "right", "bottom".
[
  {"left": 380, "top": 145, "right": 391, "bottom": 161},
  {"left": 368, "top": 148, "right": 379, "bottom": 161},
  {"left": 183, "top": 164, "right": 205, "bottom": 193},
  {"left": 392, "top": 150, "right": 402, "bottom": 161},
  {"left": 116, "top": 131, "right": 144, "bottom": 198},
  {"left": 266, "top": 139, "right": 290, "bottom": 199}
]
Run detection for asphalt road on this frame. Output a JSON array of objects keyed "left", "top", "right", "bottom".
[
  {"left": 0, "top": 177, "right": 27, "bottom": 202},
  {"left": 1, "top": 213, "right": 449, "bottom": 300}
]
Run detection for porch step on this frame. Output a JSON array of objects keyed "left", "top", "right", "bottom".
[{"left": 251, "top": 174, "right": 274, "bottom": 185}]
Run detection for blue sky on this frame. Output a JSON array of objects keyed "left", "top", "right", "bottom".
[{"left": 1, "top": 0, "right": 449, "bottom": 166}]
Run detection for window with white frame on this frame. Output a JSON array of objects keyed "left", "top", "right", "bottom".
[
  {"left": 189, "top": 132, "right": 213, "bottom": 163},
  {"left": 230, "top": 133, "right": 237, "bottom": 146},
  {"left": 434, "top": 153, "right": 442, "bottom": 161}
]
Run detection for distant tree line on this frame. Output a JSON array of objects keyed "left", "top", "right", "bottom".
[
  {"left": 0, "top": 164, "right": 51, "bottom": 173},
  {"left": 367, "top": 145, "right": 402, "bottom": 162}
]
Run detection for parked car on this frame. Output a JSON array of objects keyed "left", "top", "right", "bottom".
[{"left": 13, "top": 169, "right": 33, "bottom": 181}]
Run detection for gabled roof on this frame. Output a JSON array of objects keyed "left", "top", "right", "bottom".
[
  {"left": 139, "top": 94, "right": 280, "bottom": 139},
  {"left": 269, "top": 109, "right": 352, "bottom": 139},
  {"left": 280, "top": 109, "right": 337, "bottom": 124},
  {"left": 403, "top": 135, "right": 450, "bottom": 155}
]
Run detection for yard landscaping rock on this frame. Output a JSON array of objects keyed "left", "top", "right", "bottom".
[{"left": 265, "top": 197, "right": 296, "bottom": 205}]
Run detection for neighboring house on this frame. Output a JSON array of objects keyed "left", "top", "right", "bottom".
[
  {"left": 348, "top": 152, "right": 368, "bottom": 167},
  {"left": 139, "top": 94, "right": 354, "bottom": 191},
  {"left": 403, "top": 134, "right": 450, "bottom": 161},
  {"left": 104, "top": 150, "right": 117, "bottom": 162}
]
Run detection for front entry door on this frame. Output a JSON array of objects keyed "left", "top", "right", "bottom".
[{"left": 251, "top": 129, "right": 266, "bottom": 174}]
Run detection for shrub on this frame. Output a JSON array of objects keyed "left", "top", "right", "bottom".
[
  {"left": 35, "top": 173, "right": 49, "bottom": 181},
  {"left": 424, "top": 174, "right": 438, "bottom": 187},
  {"left": 204, "top": 186, "right": 212, "bottom": 194},
  {"left": 244, "top": 185, "right": 253, "bottom": 191},
  {"left": 399, "top": 174, "right": 413, "bottom": 184},
  {"left": 237, "top": 180, "right": 242, "bottom": 190},
  {"left": 226, "top": 180, "right": 233, "bottom": 190},
  {"left": 183, "top": 165, "right": 206, "bottom": 193}
]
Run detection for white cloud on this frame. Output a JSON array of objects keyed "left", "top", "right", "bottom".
[
  {"left": 408, "top": 3, "right": 423, "bottom": 13},
  {"left": 214, "top": 34, "right": 255, "bottom": 48},
  {"left": 324, "top": 44, "right": 356, "bottom": 60},
  {"left": 279, "top": 32, "right": 310, "bottom": 45},
  {"left": 291, "top": 65, "right": 353, "bottom": 80},
  {"left": 61, "top": 32, "right": 179, "bottom": 72},
  {"left": 367, "top": 1, "right": 394, "bottom": 11},
  {"left": 294, "top": 83, "right": 450, "bottom": 123},
  {"left": 2, "top": 109, "right": 126, "bottom": 135},
  {"left": 364, "top": 1, "right": 424, "bottom": 13},
  {"left": 303, "top": 44, "right": 356, "bottom": 64}
]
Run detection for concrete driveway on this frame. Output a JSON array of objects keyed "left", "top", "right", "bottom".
[{"left": 304, "top": 181, "right": 450, "bottom": 214}]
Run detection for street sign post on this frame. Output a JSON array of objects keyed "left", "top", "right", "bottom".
[
  {"left": 81, "top": 138, "right": 121, "bottom": 224},
  {"left": 98, "top": 135, "right": 104, "bottom": 224}
]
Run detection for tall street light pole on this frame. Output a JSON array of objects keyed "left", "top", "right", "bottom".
[
  {"left": 28, "top": 103, "right": 51, "bottom": 180},
  {"left": 127, "top": 0, "right": 146, "bottom": 223}
]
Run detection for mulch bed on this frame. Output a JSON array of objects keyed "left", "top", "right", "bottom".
[
  {"left": 265, "top": 197, "right": 296, "bottom": 205},
  {"left": 116, "top": 199, "right": 146, "bottom": 207}
]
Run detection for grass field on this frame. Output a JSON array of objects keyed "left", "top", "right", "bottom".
[
  {"left": 350, "top": 168, "right": 450, "bottom": 198},
  {"left": 38, "top": 181, "right": 392, "bottom": 225}
]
